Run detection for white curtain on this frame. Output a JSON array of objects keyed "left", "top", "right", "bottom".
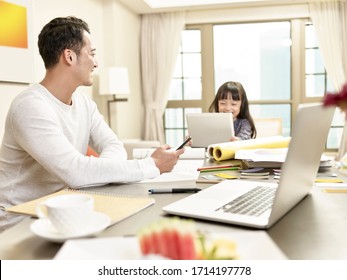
[
  {"left": 309, "top": 1, "right": 347, "bottom": 159},
  {"left": 140, "top": 12, "right": 185, "bottom": 143}
]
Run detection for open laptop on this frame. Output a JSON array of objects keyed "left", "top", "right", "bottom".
[
  {"left": 163, "top": 103, "right": 335, "bottom": 229},
  {"left": 186, "top": 113, "right": 234, "bottom": 148}
]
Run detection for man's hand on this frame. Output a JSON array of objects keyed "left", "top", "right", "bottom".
[{"left": 151, "top": 144, "right": 185, "bottom": 174}]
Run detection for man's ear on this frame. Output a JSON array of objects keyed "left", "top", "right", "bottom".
[{"left": 63, "top": 49, "right": 74, "bottom": 64}]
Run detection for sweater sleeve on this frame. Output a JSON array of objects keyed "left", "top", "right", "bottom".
[
  {"left": 86, "top": 96, "right": 128, "bottom": 159},
  {"left": 234, "top": 119, "right": 252, "bottom": 140},
  {"left": 10, "top": 93, "right": 159, "bottom": 188}
]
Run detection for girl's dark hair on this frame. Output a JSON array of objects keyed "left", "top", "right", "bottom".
[
  {"left": 209, "top": 81, "right": 257, "bottom": 138},
  {"left": 38, "top": 16, "right": 90, "bottom": 69}
]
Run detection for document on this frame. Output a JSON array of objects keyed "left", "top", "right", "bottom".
[
  {"left": 235, "top": 148, "right": 332, "bottom": 169},
  {"left": 235, "top": 148, "right": 288, "bottom": 162},
  {"left": 138, "top": 159, "right": 204, "bottom": 183}
]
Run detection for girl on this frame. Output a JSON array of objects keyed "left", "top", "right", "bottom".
[{"left": 209, "top": 81, "right": 256, "bottom": 140}]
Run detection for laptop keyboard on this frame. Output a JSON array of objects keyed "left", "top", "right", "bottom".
[{"left": 215, "top": 186, "right": 276, "bottom": 217}]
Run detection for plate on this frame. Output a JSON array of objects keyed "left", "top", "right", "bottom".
[
  {"left": 54, "top": 237, "right": 167, "bottom": 260},
  {"left": 30, "top": 211, "right": 111, "bottom": 243},
  {"left": 54, "top": 231, "right": 287, "bottom": 260}
]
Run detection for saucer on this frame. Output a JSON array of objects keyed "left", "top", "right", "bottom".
[{"left": 30, "top": 211, "right": 111, "bottom": 243}]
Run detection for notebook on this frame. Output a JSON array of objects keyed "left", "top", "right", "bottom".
[
  {"left": 186, "top": 113, "right": 234, "bottom": 148},
  {"left": 6, "top": 189, "right": 155, "bottom": 226},
  {"left": 163, "top": 103, "right": 335, "bottom": 229}
]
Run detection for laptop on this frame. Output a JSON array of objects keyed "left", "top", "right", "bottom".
[
  {"left": 186, "top": 113, "right": 234, "bottom": 148},
  {"left": 163, "top": 103, "right": 335, "bottom": 229}
]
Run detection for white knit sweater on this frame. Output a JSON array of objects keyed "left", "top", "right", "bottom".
[{"left": 0, "top": 84, "right": 159, "bottom": 231}]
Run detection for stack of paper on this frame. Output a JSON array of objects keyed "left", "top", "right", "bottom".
[{"left": 235, "top": 148, "right": 332, "bottom": 169}]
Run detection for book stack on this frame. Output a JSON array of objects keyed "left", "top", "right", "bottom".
[
  {"left": 273, "top": 169, "right": 281, "bottom": 180},
  {"left": 196, "top": 162, "right": 242, "bottom": 183},
  {"left": 240, "top": 168, "right": 270, "bottom": 180}
]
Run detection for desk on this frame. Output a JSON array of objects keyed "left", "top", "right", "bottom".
[{"left": 1, "top": 163, "right": 347, "bottom": 260}]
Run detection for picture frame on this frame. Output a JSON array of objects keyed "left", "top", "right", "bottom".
[{"left": 0, "top": 0, "right": 34, "bottom": 84}]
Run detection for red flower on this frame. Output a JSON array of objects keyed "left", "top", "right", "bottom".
[{"left": 323, "top": 83, "right": 347, "bottom": 107}]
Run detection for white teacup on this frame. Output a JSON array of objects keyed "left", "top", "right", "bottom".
[{"left": 36, "top": 194, "right": 94, "bottom": 235}]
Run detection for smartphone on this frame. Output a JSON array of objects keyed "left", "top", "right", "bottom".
[{"left": 176, "top": 137, "right": 192, "bottom": 150}]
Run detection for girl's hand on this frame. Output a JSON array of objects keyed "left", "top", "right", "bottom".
[
  {"left": 230, "top": 136, "right": 240, "bottom": 142},
  {"left": 185, "top": 135, "right": 193, "bottom": 146}
]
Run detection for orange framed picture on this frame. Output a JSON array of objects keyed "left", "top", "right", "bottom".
[{"left": 0, "top": 0, "right": 34, "bottom": 83}]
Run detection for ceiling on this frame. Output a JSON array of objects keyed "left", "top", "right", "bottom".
[{"left": 116, "top": 0, "right": 313, "bottom": 14}]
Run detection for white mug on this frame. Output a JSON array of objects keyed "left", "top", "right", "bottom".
[{"left": 36, "top": 194, "right": 94, "bottom": 235}]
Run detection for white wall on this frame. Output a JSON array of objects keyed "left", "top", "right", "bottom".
[
  {"left": 98, "top": 0, "right": 143, "bottom": 140},
  {"left": 0, "top": 0, "right": 142, "bottom": 142}
]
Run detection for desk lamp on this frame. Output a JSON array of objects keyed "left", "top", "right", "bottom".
[{"left": 99, "top": 67, "right": 130, "bottom": 126}]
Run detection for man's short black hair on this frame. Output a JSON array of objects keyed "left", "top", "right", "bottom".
[{"left": 38, "top": 16, "right": 90, "bottom": 69}]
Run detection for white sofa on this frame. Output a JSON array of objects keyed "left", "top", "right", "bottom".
[{"left": 122, "top": 139, "right": 161, "bottom": 159}]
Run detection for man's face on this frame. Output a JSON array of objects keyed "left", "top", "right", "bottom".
[{"left": 74, "top": 31, "right": 98, "bottom": 86}]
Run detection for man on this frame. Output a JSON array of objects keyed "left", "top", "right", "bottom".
[{"left": 0, "top": 16, "right": 184, "bottom": 231}]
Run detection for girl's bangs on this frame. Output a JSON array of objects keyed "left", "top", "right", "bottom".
[{"left": 220, "top": 90, "right": 241, "bottom": 100}]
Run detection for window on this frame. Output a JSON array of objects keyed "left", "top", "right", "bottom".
[
  {"left": 165, "top": 107, "right": 201, "bottom": 147},
  {"left": 213, "top": 22, "right": 291, "bottom": 136},
  {"left": 169, "top": 30, "right": 202, "bottom": 101},
  {"left": 305, "top": 22, "right": 343, "bottom": 150},
  {"left": 164, "top": 19, "right": 341, "bottom": 151},
  {"left": 305, "top": 23, "right": 333, "bottom": 98},
  {"left": 164, "top": 29, "right": 202, "bottom": 147}
]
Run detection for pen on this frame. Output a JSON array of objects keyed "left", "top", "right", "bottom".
[
  {"left": 148, "top": 188, "right": 201, "bottom": 194},
  {"left": 323, "top": 189, "right": 347, "bottom": 193},
  {"left": 315, "top": 178, "right": 343, "bottom": 183},
  {"left": 199, "top": 167, "right": 240, "bottom": 172}
]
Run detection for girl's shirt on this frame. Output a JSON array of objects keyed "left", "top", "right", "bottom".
[{"left": 234, "top": 118, "right": 252, "bottom": 140}]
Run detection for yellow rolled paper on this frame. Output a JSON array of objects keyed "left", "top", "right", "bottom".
[
  {"left": 206, "top": 142, "right": 232, "bottom": 159},
  {"left": 212, "top": 136, "right": 291, "bottom": 161}
]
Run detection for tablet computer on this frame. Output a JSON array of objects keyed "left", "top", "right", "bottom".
[{"left": 186, "top": 113, "right": 234, "bottom": 148}]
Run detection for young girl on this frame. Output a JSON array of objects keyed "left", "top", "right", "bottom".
[{"left": 209, "top": 81, "right": 256, "bottom": 140}]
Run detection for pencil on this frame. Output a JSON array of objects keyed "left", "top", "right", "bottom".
[
  {"left": 199, "top": 167, "right": 240, "bottom": 173},
  {"left": 197, "top": 164, "right": 238, "bottom": 171}
]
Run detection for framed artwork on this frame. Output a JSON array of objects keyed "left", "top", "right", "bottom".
[{"left": 0, "top": 0, "right": 34, "bottom": 83}]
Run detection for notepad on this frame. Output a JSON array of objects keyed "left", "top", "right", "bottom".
[{"left": 6, "top": 189, "right": 155, "bottom": 226}]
